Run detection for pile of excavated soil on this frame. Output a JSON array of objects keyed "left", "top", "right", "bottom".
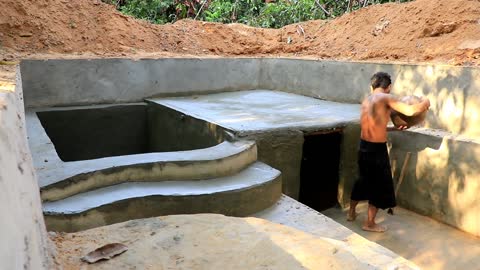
[{"left": 1, "top": 0, "right": 480, "bottom": 66}]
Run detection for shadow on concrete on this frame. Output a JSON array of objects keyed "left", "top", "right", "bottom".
[{"left": 322, "top": 203, "right": 480, "bottom": 270}]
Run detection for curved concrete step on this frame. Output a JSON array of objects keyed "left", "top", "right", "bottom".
[
  {"left": 43, "top": 162, "right": 282, "bottom": 232},
  {"left": 40, "top": 140, "right": 257, "bottom": 202}
]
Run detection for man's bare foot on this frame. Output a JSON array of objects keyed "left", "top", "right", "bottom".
[
  {"left": 362, "top": 223, "right": 387, "bottom": 233},
  {"left": 347, "top": 212, "right": 357, "bottom": 221}
]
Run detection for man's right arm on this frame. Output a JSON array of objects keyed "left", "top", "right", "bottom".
[{"left": 387, "top": 96, "right": 430, "bottom": 116}]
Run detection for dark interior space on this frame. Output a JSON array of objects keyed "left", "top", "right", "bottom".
[
  {"left": 37, "top": 105, "right": 149, "bottom": 161},
  {"left": 299, "top": 131, "right": 342, "bottom": 211},
  {"left": 37, "top": 103, "right": 226, "bottom": 162}
]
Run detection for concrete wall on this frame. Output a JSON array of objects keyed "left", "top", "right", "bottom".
[
  {"left": 389, "top": 130, "right": 480, "bottom": 236},
  {"left": 37, "top": 104, "right": 148, "bottom": 161},
  {"left": 337, "top": 124, "right": 361, "bottom": 207},
  {"left": 147, "top": 102, "right": 227, "bottom": 152},
  {"left": 264, "top": 60, "right": 480, "bottom": 139},
  {"left": 241, "top": 131, "right": 304, "bottom": 199},
  {"left": 19, "top": 57, "right": 480, "bottom": 236},
  {"left": 21, "top": 58, "right": 480, "bottom": 139},
  {"left": 20, "top": 58, "right": 261, "bottom": 107},
  {"left": 0, "top": 70, "right": 51, "bottom": 269}
]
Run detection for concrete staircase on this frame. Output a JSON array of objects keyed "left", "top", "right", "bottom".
[{"left": 40, "top": 140, "right": 282, "bottom": 232}]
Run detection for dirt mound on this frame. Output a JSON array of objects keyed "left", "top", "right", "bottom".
[
  {"left": 286, "top": 0, "right": 480, "bottom": 65},
  {"left": 0, "top": 0, "right": 281, "bottom": 58},
  {"left": 1, "top": 0, "right": 480, "bottom": 65}
]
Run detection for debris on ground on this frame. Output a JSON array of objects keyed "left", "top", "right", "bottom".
[{"left": 81, "top": 243, "right": 128, "bottom": 264}]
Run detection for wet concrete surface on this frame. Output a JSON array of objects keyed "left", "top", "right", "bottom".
[{"left": 148, "top": 90, "right": 360, "bottom": 135}]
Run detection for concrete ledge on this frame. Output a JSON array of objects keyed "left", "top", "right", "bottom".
[
  {"left": 44, "top": 162, "right": 282, "bottom": 232},
  {"left": 39, "top": 140, "right": 257, "bottom": 202},
  {"left": 388, "top": 128, "right": 480, "bottom": 237}
]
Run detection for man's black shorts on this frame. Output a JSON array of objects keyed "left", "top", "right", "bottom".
[{"left": 350, "top": 139, "right": 396, "bottom": 210}]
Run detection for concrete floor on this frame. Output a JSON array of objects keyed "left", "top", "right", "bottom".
[
  {"left": 255, "top": 196, "right": 419, "bottom": 269},
  {"left": 322, "top": 202, "right": 480, "bottom": 270}
]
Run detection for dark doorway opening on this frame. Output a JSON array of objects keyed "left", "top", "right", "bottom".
[{"left": 299, "top": 131, "right": 342, "bottom": 211}]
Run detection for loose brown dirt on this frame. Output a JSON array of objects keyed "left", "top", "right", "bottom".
[{"left": 1, "top": 0, "right": 480, "bottom": 66}]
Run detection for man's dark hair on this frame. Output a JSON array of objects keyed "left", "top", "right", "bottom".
[{"left": 370, "top": 72, "right": 391, "bottom": 89}]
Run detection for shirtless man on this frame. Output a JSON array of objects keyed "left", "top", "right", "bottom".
[{"left": 347, "top": 72, "right": 430, "bottom": 232}]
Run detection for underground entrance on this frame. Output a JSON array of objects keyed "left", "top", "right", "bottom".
[{"left": 299, "top": 130, "right": 342, "bottom": 211}]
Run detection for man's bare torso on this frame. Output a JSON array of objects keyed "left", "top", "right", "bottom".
[{"left": 360, "top": 93, "right": 391, "bottom": 143}]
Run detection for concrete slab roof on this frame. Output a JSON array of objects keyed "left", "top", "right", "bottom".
[{"left": 148, "top": 90, "right": 361, "bottom": 135}]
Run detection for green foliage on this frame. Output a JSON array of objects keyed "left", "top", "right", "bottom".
[
  {"left": 201, "top": 0, "right": 326, "bottom": 28},
  {"left": 119, "top": 0, "right": 177, "bottom": 24},
  {"left": 106, "top": 0, "right": 413, "bottom": 28},
  {"left": 203, "top": 1, "right": 235, "bottom": 23},
  {"left": 254, "top": 0, "right": 327, "bottom": 28}
]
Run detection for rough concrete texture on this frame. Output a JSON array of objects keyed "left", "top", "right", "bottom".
[
  {"left": 51, "top": 213, "right": 416, "bottom": 270},
  {"left": 27, "top": 109, "right": 257, "bottom": 201},
  {"left": 44, "top": 162, "right": 282, "bottom": 232},
  {"left": 256, "top": 196, "right": 419, "bottom": 270},
  {"left": 147, "top": 101, "right": 228, "bottom": 152},
  {"left": 21, "top": 58, "right": 480, "bottom": 139},
  {"left": 323, "top": 202, "right": 480, "bottom": 270},
  {"left": 20, "top": 58, "right": 261, "bottom": 107},
  {"left": 244, "top": 130, "right": 304, "bottom": 199},
  {"left": 337, "top": 123, "right": 361, "bottom": 207},
  {"left": 0, "top": 72, "right": 51, "bottom": 269},
  {"left": 36, "top": 104, "right": 148, "bottom": 161},
  {"left": 388, "top": 128, "right": 480, "bottom": 237}
]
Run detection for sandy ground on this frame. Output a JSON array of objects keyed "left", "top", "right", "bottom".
[
  {"left": 50, "top": 214, "right": 379, "bottom": 270},
  {"left": 2, "top": 0, "right": 480, "bottom": 82}
]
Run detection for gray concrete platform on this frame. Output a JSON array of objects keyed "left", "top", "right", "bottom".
[
  {"left": 255, "top": 196, "right": 419, "bottom": 270},
  {"left": 148, "top": 90, "right": 360, "bottom": 135},
  {"left": 322, "top": 202, "right": 480, "bottom": 270}
]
